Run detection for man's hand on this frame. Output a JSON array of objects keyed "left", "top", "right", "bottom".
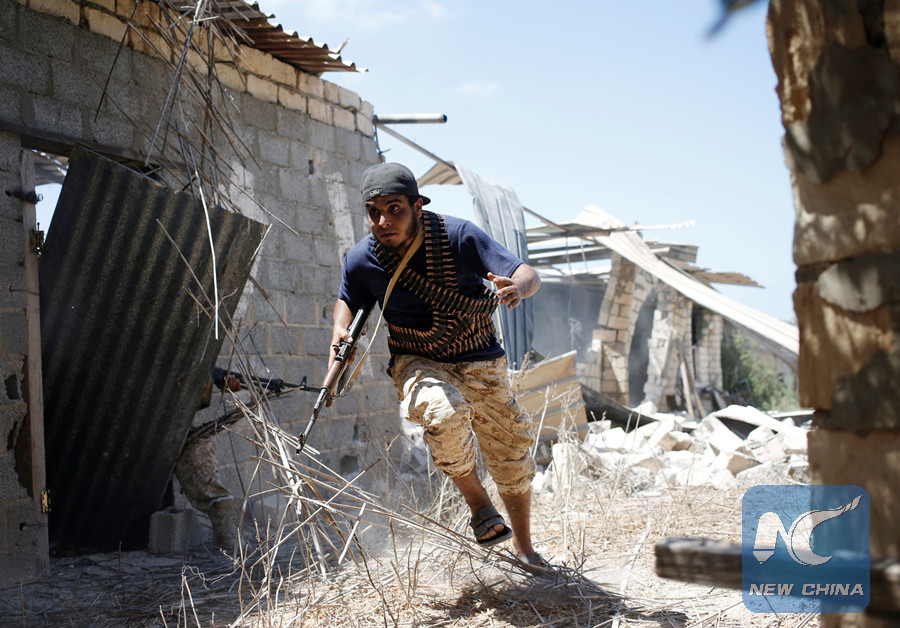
[
  {"left": 488, "top": 272, "right": 524, "bottom": 309},
  {"left": 325, "top": 331, "right": 357, "bottom": 407},
  {"left": 488, "top": 264, "right": 541, "bottom": 310}
]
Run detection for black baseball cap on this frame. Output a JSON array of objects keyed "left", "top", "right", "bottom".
[{"left": 361, "top": 162, "right": 431, "bottom": 205}]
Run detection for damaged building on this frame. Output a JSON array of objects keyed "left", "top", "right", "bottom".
[{"left": 0, "top": 0, "right": 397, "bottom": 580}]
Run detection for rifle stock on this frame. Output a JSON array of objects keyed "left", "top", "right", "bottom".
[{"left": 298, "top": 304, "right": 373, "bottom": 452}]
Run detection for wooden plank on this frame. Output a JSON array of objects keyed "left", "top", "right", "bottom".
[
  {"left": 513, "top": 351, "right": 578, "bottom": 392},
  {"left": 20, "top": 150, "right": 49, "bottom": 569},
  {"left": 511, "top": 352, "right": 588, "bottom": 439},
  {"left": 655, "top": 537, "right": 900, "bottom": 614}
]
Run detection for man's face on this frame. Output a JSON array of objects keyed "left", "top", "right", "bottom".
[{"left": 366, "top": 194, "right": 423, "bottom": 253}]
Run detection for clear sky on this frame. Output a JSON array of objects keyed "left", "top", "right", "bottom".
[{"left": 262, "top": 0, "right": 796, "bottom": 323}]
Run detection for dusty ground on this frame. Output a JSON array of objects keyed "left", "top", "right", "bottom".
[{"left": 0, "top": 457, "right": 817, "bottom": 628}]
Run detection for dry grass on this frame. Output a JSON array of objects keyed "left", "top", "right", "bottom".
[{"left": 1, "top": 387, "right": 818, "bottom": 627}]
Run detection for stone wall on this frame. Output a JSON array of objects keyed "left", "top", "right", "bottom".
[
  {"left": 767, "top": 1, "right": 900, "bottom": 625},
  {"left": 642, "top": 285, "right": 692, "bottom": 409},
  {"left": 693, "top": 310, "right": 723, "bottom": 390},
  {"left": 0, "top": 0, "right": 393, "bottom": 583}
]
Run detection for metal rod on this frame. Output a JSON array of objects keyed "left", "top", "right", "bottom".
[{"left": 373, "top": 113, "right": 447, "bottom": 124}]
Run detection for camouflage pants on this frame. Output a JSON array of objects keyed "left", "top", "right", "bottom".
[
  {"left": 174, "top": 436, "right": 232, "bottom": 513},
  {"left": 389, "top": 354, "right": 536, "bottom": 495}
]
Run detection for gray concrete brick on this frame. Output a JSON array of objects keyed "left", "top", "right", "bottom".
[
  {"left": 302, "top": 325, "right": 331, "bottom": 357},
  {"left": 0, "top": 184, "right": 21, "bottom": 221},
  {"left": 0, "top": 0, "right": 17, "bottom": 43},
  {"left": 290, "top": 202, "right": 328, "bottom": 237},
  {"left": 335, "top": 129, "right": 362, "bottom": 161},
  {"left": 0, "top": 133, "right": 19, "bottom": 174},
  {"left": 0, "top": 312, "right": 27, "bottom": 354},
  {"left": 263, "top": 258, "right": 302, "bottom": 293},
  {"left": 308, "top": 177, "right": 331, "bottom": 211},
  {"left": 275, "top": 108, "right": 307, "bottom": 141},
  {"left": 0, "top": 410, "right": 26, "bottom": 498},
  {"left": 278, "top": 167, "right": 308, "bottom": 202},
  {"left": 21, "top": 6, "right": 76, "bottom": 61},
  {"left": 0, "top": 497, "right": 7, "bottom": 555},
  {"left": 76, "top": 28, "right": 131, "bottom": 85},
  {"left": 0, "top": 276, "right": 25, "bottom": 313},
  {"left": 360, "top": 139, "right": 379, "bottom": 164},
  {"left": 88, "top": 111, "right": 135, "bottom": 150},
  {"left": 279, "top": 229, "right": 315, "bottom": 264},
  {"left": 289, "top": 142, "right": 310, "bottom": 172},
  {"left": 281, "top": 355, "right": 321, "bottom": 391},
  {"left": 306, "top": 119, "right": 335, "bottom": 151},
  {"left": 248, "top": 286, "right": 282, "bottom": 323},
  {"left": 257, "top": 131, "right": 291, "bottom": 167},
  {"left": 0, "top": 217, "right": 23, "bottom": 265},
  {"left": 283, "top": 293, "right": 316, "bottom": 325},
  {"left": 0, "top": 85, "right": 22, "bottom": 128},
  {"left": 240, "top": 94, "right": 276, "bottom": 132},
  {"left": 102, "top": 77, "right": 144, "bottom": 121},
  {"left": 269, "top": 324, "right": 300, "bottom": 355},
  {"left": 0, "top": 41, "right": 49, "bottom": 96},
  {"left": 30, "top": 96, "right": 82, "bottom": 138},
  {"left": 314, "top": 236, "right": 339, "bottom": 266}
]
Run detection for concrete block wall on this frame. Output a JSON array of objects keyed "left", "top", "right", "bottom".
[
  {"left": 590, "top": 254, "right": 642, "bottom": 403},
  {"left": 0, "top": 0, "right": 396, "bottom": 574},
  {"left": 0, "top": 133, "right": 44, "bottom": 583},
  {"left": 693, "top": 311, "right": 723, "bottom": 390},
  {"left": 641, "top": 286, "right": 692, "bottom": 409}
]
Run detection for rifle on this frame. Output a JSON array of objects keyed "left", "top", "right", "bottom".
[
  {"left": 211, "top": 367, "right": 305, "bottom": 397},
  {"left": 297, "top": 303, "right": 373, "bottom": 452},
  {"left": 187, "top": 371, "right": 315, "bottom": 445}
]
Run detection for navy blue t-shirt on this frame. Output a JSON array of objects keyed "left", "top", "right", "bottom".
[{"left": 339, "top": 213, "right": 523, "bottom": 363}]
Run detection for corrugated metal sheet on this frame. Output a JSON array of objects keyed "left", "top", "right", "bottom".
[
  {"left": 568, "top": 205, "right": 799, "bottom": 366},
  {"left": 214, "top": 0, "right": 363, "bottom": 75},
  {"left": 39, "top": 147, "right": 266, "bottom": 552}
]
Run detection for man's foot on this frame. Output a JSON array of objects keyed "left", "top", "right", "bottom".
[
  {"left": 516, "top": 551, "right": 555, "bottom": 575},
  {"left": 470, "top": 505, "right": 514, "bottom": 547}
]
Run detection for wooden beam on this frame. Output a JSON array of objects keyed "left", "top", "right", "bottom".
[
  {"left": 19, "top": 150, "right": 49, "bottom": 569},
  {"left": 655, "top": 537, "right": 900, "bottom": 615}
]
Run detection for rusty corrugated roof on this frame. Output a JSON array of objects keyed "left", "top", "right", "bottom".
[
  {"left": 214, "top": 0, "right": 363, "bottom": 75},
  {"left": 40, "top": 147, "right": 267, "bottom": 552}
]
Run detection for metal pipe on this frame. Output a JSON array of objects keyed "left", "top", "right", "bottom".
[{"left": 373, "top": 113, "right": 448, "bottom": 124}]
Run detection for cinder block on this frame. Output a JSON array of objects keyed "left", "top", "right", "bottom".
[
  {"left": 0, "top": 41, "right": 50, "bottom": 95},
  {"left": 355, "top": 112, "right": 374, "bottom": 137},
  {"left": 289, "top": 141, "right": 311, "bottom": 171},
  {"left": 148, "top": 507, "right": 207, "bottom": 554},
  {"left": 278, "top": 166, "right": 309, "bottom": 202},
  {"left": 269, "top": 324, "right": 300, "bottom": 355},
  {"left": 277, "top": 86, "right": 306, "bottom": 113},
  {"left": 23, "top": 4, "right": 77, "bottom": 59},
  {"left": 0, "top": 312, "right": 28, "bottom": 355},
  {"left": 257, "top": 131, "right": 291, "bottom": 167},
  {"left": 297, "top": 71, "right": 324, "bottom": 99},
  {"left": 28, "top": 0, "right": 78, "bottom": 24},
  {"left": 333, "top": 107, "right": 354, "bottom": 131},
  {"left": 322, "top": 81, "right": 339, "bottom": 104},
  {"left": 307, "top": 98, "right": 332, "bottom": 125},
  {"left": 83, "top": 7, "right": 127, "bottom": 42},
  {"left": 30, "top": 96, "right": 82, "bottom": 137},
  {"left": 246, "top": 74, "right": 278, "bottom": 104},
  {"left": 240, "top": 93, "right": 276, "bottom": 131}
]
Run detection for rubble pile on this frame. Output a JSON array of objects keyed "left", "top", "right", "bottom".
[{"left": 536, "top": 404, "right": 811, "bottom": 495}]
